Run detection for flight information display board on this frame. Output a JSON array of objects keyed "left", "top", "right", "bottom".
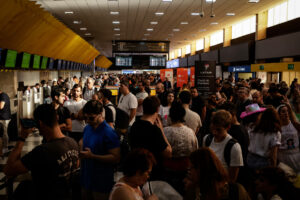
[
  {"left": 5, "top": 50, "right": 18, "bottom": 68},
  {"left": 21, "top": 53, "right": 31, "bottom": 69},
  {"left": 116, "top": 56, "right": 132, "bottom": 66},
  {"left": 150, "top": 56, "right": 166, "bottom": 66},
  {"left": 32, "top": 55, "right": 41, "bottom": 69},
  {"left": 41, "top": 57, "right": 48, "bottom": 69}
]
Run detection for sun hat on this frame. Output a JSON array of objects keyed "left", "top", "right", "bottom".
[{"left": 240, "top": 103, "right": 266, "bottom": 119}]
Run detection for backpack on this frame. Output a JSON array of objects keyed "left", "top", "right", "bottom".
[
  {"left": 106, "top": 104, "right": 130, "bottom": 130},
  {"left": 205, "top": 134, "right": 237, "bottom": 167}
]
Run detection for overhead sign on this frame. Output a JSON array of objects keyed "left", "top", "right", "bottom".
[
  {"left": 228, "top": 65, "right": 251, "bottom": 73},
  {"left": 166, "top": 59, "right": 179, "bottom": 68},
  {"left": 113, "top": 41, "right": 169, "bottom": 53},
  {"left": 251, "top": 62, "right": 300, "bottom": 72}
]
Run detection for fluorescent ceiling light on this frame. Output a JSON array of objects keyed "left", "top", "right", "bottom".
[
  {"left": 162, "top": 0, "right": 172, "bottom": 2},
  {"left": 248, "top": 0, "right": 259, "bottom": 3},
  {"left": 85, "top": 33, "right": 91, "bottom": 36},
  {"left": 206, "top": 0, "right": 216, "bottom": 3},
  {"left": 150, "top": 21, "right": 158, "bottom": 25},
  {"left": 110, "top": 11, "right": 119, "bottom": 15},
  {"left": 168, "top": 33, "right": 174, "bottom": 36},
  {"left": 173, "top": 28, "right": 180, "bottom": 32},
  {"left": 114, "top": 28, "right": 120, "bottom": 31},
  {"left": 226, "top": 13, "right": 235, "bottom": 16},
  {"left": 73, "top": 21, "right": 81, "bottom": 24},
  {"left": 147, "top": 28, "right": 153, "bottom": 31},
  {"left": 112, "top": 21, "right": 120, "bottom": 24},
  {"left": 181, "top": 22, "right": 188, "bottom": 25},
  {"left": 142, "top": 38, "right": 147, "bottom": 40},
  {"left": 115, "top": 34, "right": 120, "bottom": 36},
  {"left": 191, "top": 12, "right": 200, "bottom": 16},
  {"left": 144, "top": 33, "right": 150, "bottom": 36},
  {"left": 108, "top": 0, "right": 118, "bottom": 1},
  {"left": 210, "top": 22, "right": 218, "bottom": 25},
  {"left": 80, "top": 27, "right": 87, "bottom": 31},
  {"left": 64, "top": 11, "right": 73, "bottom": 14},
  {"left": 155, "top": 12, "right": 164, "bottom": 16}
]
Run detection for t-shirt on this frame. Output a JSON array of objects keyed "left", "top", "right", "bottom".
[
  {"left": 280, "top": 122, "right": 299, "bottom": 150},
  {"left": 159, "top": 106, "right": 171, "bottom": 127},
  {"left": 135, "top": 91, "right": 148, "bottom": 116},
  {"left": 56, "top": 106, "right": 71, "bottom": 134},
  {"left": 164, "top": 126, "right": 198, "bottom": 157},
  {"left": 81, "top": 121, "right": 120, "bottom": 193},
  {"left": 21, "top": 137, "right": 80, "bottom": 199},
  {"left": 203, "top": 134, "right": 244, "bottom": 169},
  {"left": 228, "top": 124, "right": 249, "bottom": 162},
  {"left": 0, "top": 92, "right": 11, "bottom": 120},
  {"left": 83, "top": 87, "right": 96, "bottom": 101},
  {"left": 64, "top": 99, "right": 87, "bottom": 132},
  {"left": 184, "top": 108, "right": 202, "bottom": 134},
  {"left": 118, "top": 93, "right": 138, "bottom": 126},
  {"left": 191, "top": 95, "right": 205, "bottom": 118},
  {"left": 248, "top": 130, "right": 281, "bottom": 157},
  {"left": 129, "top": 120, "right": 168, "bottom": 165}
]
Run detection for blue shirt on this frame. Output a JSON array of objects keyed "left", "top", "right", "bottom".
[{"left": 80, "top": 121, "right": 120, "bottom": 193}]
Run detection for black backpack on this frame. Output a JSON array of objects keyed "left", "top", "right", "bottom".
[
  {"left": 106, "top": 104, "right": 130, "bottom": 130},
  {"left": 204, "top": 134, "right": 237, "bottom": 167}
]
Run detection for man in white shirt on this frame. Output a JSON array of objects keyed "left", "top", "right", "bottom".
[
  {"left": 203, "top": 110, "right": 244, "bottom": 182},
  {"left": 64, "top": 84, "right": 87, "bottom": 142},
  {"left": 83, "top": 78, "right": 97, "bottom": 101},
  {"left": 118, "top": 81, "right": 138, "bottom": 126},
  {"left": 135, "top": 81, "right": 148, "bottom": 120},
  {"left": 179, "top": 91, "right": 202, "bottom": 135}
]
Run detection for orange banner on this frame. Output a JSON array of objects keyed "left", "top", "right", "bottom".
[
  {"left": 160, "top": 69, "right": 173, "bottom": 82},
  {"left": 190, "top": 67, "right": 195, "bottom": 87},
  {"left": 177, "top": 68, "right": 188, "bottom": 88}
]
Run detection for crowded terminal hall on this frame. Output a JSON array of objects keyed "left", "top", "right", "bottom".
[{"left": 2, "top": 0, "right": 300, "bottom": 199}]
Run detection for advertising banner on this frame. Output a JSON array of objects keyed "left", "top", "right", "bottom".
[
  {"left": 190, "top": 67, "right": 195, "bottom": 87},
  {"left": 177, "top": 68, "right": 188, "bottom": 88},
  {"left": 160, "top": 69, "right": 174, "bottom": 86},
  {"left": 195, "top": 61, "right": 216, "bottom": 97}
]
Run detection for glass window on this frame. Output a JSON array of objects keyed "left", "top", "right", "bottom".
[
  {"left": 210, "top": 30, "right": 223, "bottom": 46},
  {"left": 170, "top": 52, "right": 175, "bottom": 60},
  {"left": 232, "top": 16, "right": 256, "bottom": 39},
  {"left": 196, "top": 39, "right": 204, "bottom": 51},
  {"left": 288, "top": 0, "right": 300, "bottom": 20},
  {"left": 178, "top": 48, "right": 182, "bottom": 57},
  {"left": 268, "top": 1, "right": 288, "bottom": 27},
  {"left": 186, "top": 45, "right": 191, "bottom": 54}
]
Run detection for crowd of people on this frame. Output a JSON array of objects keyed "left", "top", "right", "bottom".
[{"left": 1, "top": 73, "right": 300, "bottom": 200}]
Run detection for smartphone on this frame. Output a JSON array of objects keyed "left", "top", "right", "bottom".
[{"left": 20, "top": 119, "right": 38, "bottom": 129}]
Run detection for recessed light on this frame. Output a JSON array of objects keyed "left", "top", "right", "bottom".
[
  {"left": 226, "top": 13, "right": 235, "bottom": 16},
  {"left": 115, "top": 34, "right": 120, "bottom": 36},
  {"left": 110, "top": 11, "right": 119, "bottom": 15},
  {"left": 248, "top": 0, "right": 260, "bottom": 3},
  {"left": 150, "top": 22, "right": 158, "bottom": 25},
  {"left": 112, "top": 21, "right": 120, "bottom": 24},
  {"left": 162, "top": 0, "right": 172, "bottom": 2},
  {"left": 155, "top": 12, "right": 164, "bottom": 16},
  {"left": 144, "top": 33, "right": 150, "bottom": 36},
  {"left": 147, "top": 28, "right": 153, "bottom": 31},
  {"left": 65, "top": 11, "right": 73, "bottom": 14},
  {"left": 114, "top": 28, "right": 120, "bottom": 31},
  {"left": 142, "top": 38, "right": 147, "bottom": 40},
  {"left": 80, "top": 27, "right": 87, "bottom": 31},
  {"left": 211, "top": 22, "right": 218, "bottom": 25},
  {"left": 191, "top": 12, "right": 200, "bottom": 16},
  {"left": 73, "top": 21, "right": 81, "bottom": 24},
  {"left": 173, "top": 28, "right": 180, "bottom": 32},
  {"left": 181, "top": 22, "right": 188, "bottom": 25},
  {"left": 168, "top": 33, "right": 174, "bottom": 36},
  {"left": 85, "top": 33, "right": 91, "bottom": 36}
]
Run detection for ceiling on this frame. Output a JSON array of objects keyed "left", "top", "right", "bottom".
[{"left": 34, "top": 0, "right": 286, "bottom": 57}]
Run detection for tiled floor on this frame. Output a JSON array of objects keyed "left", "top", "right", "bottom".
[{"left": 0, "top": 133, "right": 42, "bottom": 198}]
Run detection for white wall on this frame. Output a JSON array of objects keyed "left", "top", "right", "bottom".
[{"left": 17, "top": 71, "right": 40, "bottom": 86}]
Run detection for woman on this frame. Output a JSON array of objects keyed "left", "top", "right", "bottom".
[
  {"left": 277, "top": 103, "right": 300, "bottom": 173},
  {"left": 109, "top": 149, "right": 158, "bottom": 200},
  {"left": 184, "top": 148, "right": 250, "bottom": 200},
  {"left": 247, "top": 107, "right": 281, "bottom": 170},
  {"left": 159, "top": 91, "right": 175, "bottom": 127}
]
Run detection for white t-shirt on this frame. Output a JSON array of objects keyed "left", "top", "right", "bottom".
[
  {"left": 164, "top": 126, "right": 198, "bottom": 157},
  {"left": 203, "top": 134, "right": 244, "bottom": 169},
  {"left": 248, "top": 130, "right": 281, "bottom": 157},
  {"left": 184, "top": 108, "right": 202, "bottom": 134},
  {"left": 118, "top": 93, "right": 138, "bottom": 126},
  {"left": 64, "top": 98, "right": 87, "bottom": 132},
  {"left": 159, "top": 106, "right": 171, "bottom": 127},
  {"left": 280, "top": 121, "right": 299, "bottom": 150},
  {"left": 83, "top": 87, "right": 96, "bottom": 101},
  {"left": 135, "top": 91, "right": 148, "bottom": 117}
]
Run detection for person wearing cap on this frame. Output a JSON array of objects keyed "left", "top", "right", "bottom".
[{"left": 245, "top": 105, "right": 281, "bottom": 170}]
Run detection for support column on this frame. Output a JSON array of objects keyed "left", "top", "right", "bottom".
[
  {"left": 204, "top": 36, "right": 210, "bottom": 52},
  {"left": 256, "top": 11, "right": 268, "bottom": 41},
  {"left": 224, "top": 27, "right": 232, "bottom": 47}
]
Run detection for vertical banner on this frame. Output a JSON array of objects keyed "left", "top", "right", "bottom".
[
  {"left": 160, "top": 69, "right": 173, "bottom": 83},
  {"left": 177, "top": 68, "right": 188, "bottom": 88},
  {"left": 195, "top": 61, "right": 216, "bottom": 97},
  {"left": 190, "top": 67, "right": 195, "bottom": 87}
]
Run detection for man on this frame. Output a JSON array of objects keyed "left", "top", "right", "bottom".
[
  {"left": 4, "top": 104, "right": 80, "bottom": 200},
  {"left": 236, "top": 87, "right": 252, "bottom": 122},
  {"left": 252, "top": 91, "right": 265, "bottom": 107},
  {"left": 83, "top": 77, "right": 97, "bottom": 101},
  {"left": 156, "top": 82, "right": 168, "bottom": 107},
  {"left": 144, "top": 79, "right": 151, "bottom": 95},
  {"left": 190, "top": 87, "right": 206, "bottom": 123},
  {"left": 179, "top": 91, "right": 202, "bottom": 135},
  {"left": 135, "top": 81, "right": 148, "bottom": 121},
  {"left": 221, "top": 81, "right": 234, "bottom": 102},
  {"left": 51, "top": 87, "right": 72, "bottom": 134},
  {"left": 129, "top": 96, "right": 172, "bottom": 179},
  {"left": 118, "top": 81, "right": 138, "bottom": 126},
  {"left": 33, "top": 83, "right": 41, "bottom": 108},
  {"left": 163, "top": 77, "right": 172, "bottom": 91},
  {"left": 203, "top": 110, "right": 244, "bottom": 182},
  {"left": 0, "top": 90, "right": 11, "bottom": 156},
  {"left": 99, "top": 88, "right": 116, "bottom": 128},
  {"left": 80, "top": 100, "right": 120, "bottom": 200},
  {"left": 64, "top": 84, "right": 87, "bottom": 142}
]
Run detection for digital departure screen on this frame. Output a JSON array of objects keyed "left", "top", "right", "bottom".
[
  {"left": 41, "top": 57, "right": 48, "bottom": 69},
  {"left": 48, "top": 58, "right": 54, "bottom": 70},
  {"left": 5, "top": 50, "right": 18, "bottom": 68},
  {"left": 150, "top": 56, "right": 166, "bottom": 66},
  {"left": 33, "top": 55, "right": 41, "bottom": 69},
  {"left": 115, "top": 56, "right": 132, "bottom": 66},
  {"left": 21, "top": 53, "right": 31, "bottom": 69}
]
